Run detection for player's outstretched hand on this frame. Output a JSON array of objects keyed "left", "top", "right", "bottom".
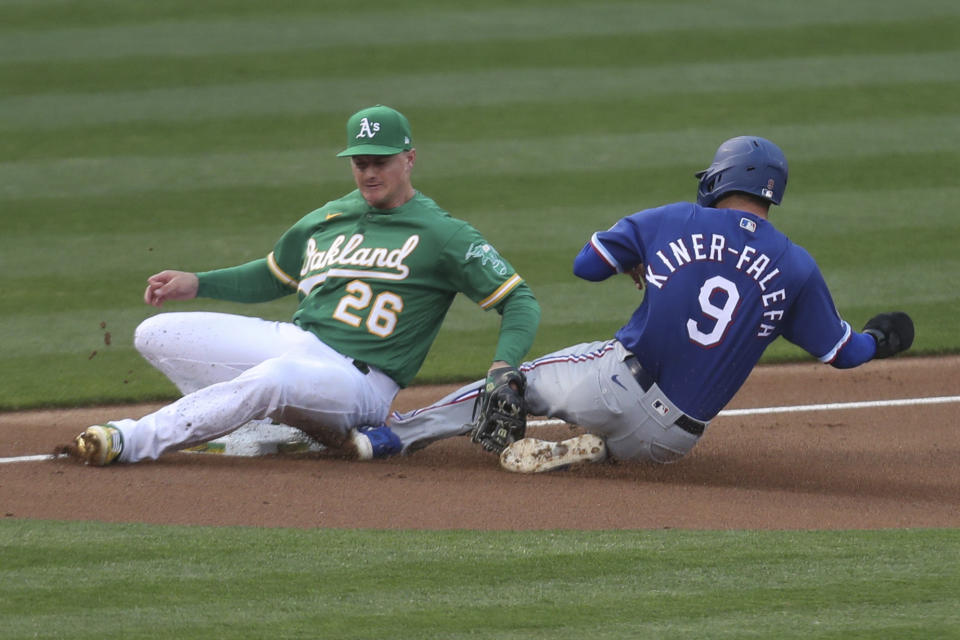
[
  {"left": 863, "top": 311, "right": 914, "bottom": 358},
  {"left": 144, "top": 270, "right": 199, "bottom": 307}
]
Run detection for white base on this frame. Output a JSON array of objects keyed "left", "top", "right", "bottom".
[{"left": 181, "top": 421, "right": 324, "bottom": 457}]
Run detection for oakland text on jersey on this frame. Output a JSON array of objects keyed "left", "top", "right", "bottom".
[
  {"left": 642, "top": 225, "right": 787, "bottom": 339},
  {"left": 301, "top": 233, "right": 419, "bottom": 278}
]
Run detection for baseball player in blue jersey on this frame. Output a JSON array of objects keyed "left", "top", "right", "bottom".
[{"left": 370, "top": 136, "right": 914, "bottom": 472}]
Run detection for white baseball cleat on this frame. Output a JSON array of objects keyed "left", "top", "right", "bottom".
[{"left": 500, "top": 434, "right": 607, "bottom": 473}]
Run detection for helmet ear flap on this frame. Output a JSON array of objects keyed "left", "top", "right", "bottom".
[{"left": 696, "top": 170, "right": 723, "bottom": 207}]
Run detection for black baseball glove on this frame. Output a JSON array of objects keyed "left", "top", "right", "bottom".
[
  {"left": 863, "top": 311, "right": 914, "bottom": 358},
  {"left": 469, "top": 366, "right": 528, "bottom": 454}
]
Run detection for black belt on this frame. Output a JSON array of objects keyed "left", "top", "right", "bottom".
[
  {"left": 352, "top": 360, "right": 370, "bottom": 374},
  {"left": 625, "top": 355, "right": 655, "bottom": 392},
  {"left": 624, "top": 356, "right": 706, "bottom": 437}
]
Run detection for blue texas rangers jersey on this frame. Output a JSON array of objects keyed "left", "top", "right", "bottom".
[{"left": 578, "top": 202, "right": 861, "bottom": 421}]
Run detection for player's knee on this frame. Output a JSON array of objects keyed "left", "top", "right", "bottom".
[{"left": 134, "top": 315, "right": 172, "bottom": 359}]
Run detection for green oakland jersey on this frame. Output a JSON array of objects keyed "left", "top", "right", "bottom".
[{"left": 266, "top": 190, "right": 524, "bottom": 386}]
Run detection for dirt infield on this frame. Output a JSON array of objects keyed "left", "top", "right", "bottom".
[{"left": 2, "top": 356, "right": 958, "bottom": 530}]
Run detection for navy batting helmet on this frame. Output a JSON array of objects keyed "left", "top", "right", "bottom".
[{"left": 695, "top": 136, "right": 788, "bottom": 207}]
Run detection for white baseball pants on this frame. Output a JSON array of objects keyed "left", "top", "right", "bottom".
[
  {"left": 109, "top": 312, "right": 399, "bottom": 463},
  {"left": 389, "top": 339, "right": 706, "bottom": 463}
]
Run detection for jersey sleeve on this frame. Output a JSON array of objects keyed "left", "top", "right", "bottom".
[
  {"left": 442, "top": 224, "right": 525, "bottom": 309},
  {"left": 576, "top": 207, "right": 668, "bottom": 280},
  {"left": 196, "top": 258, "right": 291, "bottom": 303},
  {"left": 265, "top": 212, "right": 319, "bottom": 295},
  {"left": 831, "top": 331, "right": 877, "bottom": 368},
  {"left": 573, "top": 241, "right": 617, "bottom": 281},
  {"left": 781, "top": 264, "right": 857, "bottom": 363},
  {"left": 491, "top": 282, "right": 540, "bottom": 366},
  {"left": 438, "top": 224, "right": 539, "bottom": 365}
]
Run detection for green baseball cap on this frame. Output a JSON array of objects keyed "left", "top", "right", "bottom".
[{"left": 336, "top": 105, "right": 414, "bottom": 157}]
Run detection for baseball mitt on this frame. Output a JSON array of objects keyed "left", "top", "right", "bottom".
[
  {"left": 863, "top": 311, "right": 914, "bottom": 358},
  {"left": 469, "top": 366, "right": 527, "bottom": 454}
]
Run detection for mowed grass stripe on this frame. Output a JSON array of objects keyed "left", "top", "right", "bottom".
[
  {"left": 0, "top": 0, "right": 474, "bottom": 29},
  {"left": 0, "top": 226, "right": 285, "bottom": 290},
  {"left": 7, "top": 180, "right": 957, "bottom": 241},
  {"left": 1, "top": 184, "right": 323, "bottom": 235},
  {"left": 4, "top": 152, "right": 953, "bottom": 247},
  {"left": 5, "top": 247, "right": 954, "bottom": 355},
  {"left": 4, "top": 160, "right": 956, "bottom": 299},
  {"left": 2, "top": 51, "right": 958, "bottom": 131},
  {"left": 3, "top": 117, "right": 957, "bottom": 200},
  {"left": 5, "top": 216, "right": 951, "bottom": 312},
  {"left": 7, "top": 82, "right": 957, "bottom": 162},
  {"left": 5, "top": 18, "right": 958, "bottom": 96},
  {"left": 4, "top": 214, "right": 954, "bottom": 312},
  {"left": 5, "top": 199, "right": 951, "bottom": 314},
  {"left": 3, "top": 0, "right": 957, "bottom": 62},
  {"left": 3, "top": 182, "right": 954, "bottom": 326}
]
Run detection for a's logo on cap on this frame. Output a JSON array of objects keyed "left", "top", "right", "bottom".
[{"left": 356, "top": 117, "right": 381, "bottom": 140}]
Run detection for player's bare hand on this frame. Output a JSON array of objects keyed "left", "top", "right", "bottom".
[
  {"left": 628, "top": 263, "right": 645, "bottom": 290},
  {"left": 488, "top": 360, "right": 519, "bottom": 389},
  {"left": 144, "top": 270, "right": 199, "bottom": 307}
]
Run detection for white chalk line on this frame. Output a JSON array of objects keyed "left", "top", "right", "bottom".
[
  {"left": 528, "top": 394, "right": 960, "bottom": 426},
  {"left": 2, "top": 395, "right": 959, "bottom": 464},
  {"left": 0, "top": 453, "right": 67, "bottom": 464},
  {"left": 715, "top": 394, "right": 960, "bottom": 417}
]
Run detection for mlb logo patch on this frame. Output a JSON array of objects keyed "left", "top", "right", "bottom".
[
  {"left": 739, "top": 217, "right": 757, "bottom": 233},
  {"left": 651, "top": 399, "right": 670, "bottom": 417},
  {"left": 761, "top": 178, "right": 776, "bottom": 200}
]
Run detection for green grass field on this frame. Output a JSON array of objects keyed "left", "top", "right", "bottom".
[
  {"left": 3, "top": 1, "right": 959, "bottom": 637},
  {"left": 2, "top": 0, "right": 959, "bottom": 409},
  {"left": 2, "top": 521, "right": 958, "bottom": 639}
]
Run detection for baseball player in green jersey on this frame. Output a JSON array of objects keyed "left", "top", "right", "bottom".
[{"left": 62, "top": 105, "right": 540, "bottom": 465}]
